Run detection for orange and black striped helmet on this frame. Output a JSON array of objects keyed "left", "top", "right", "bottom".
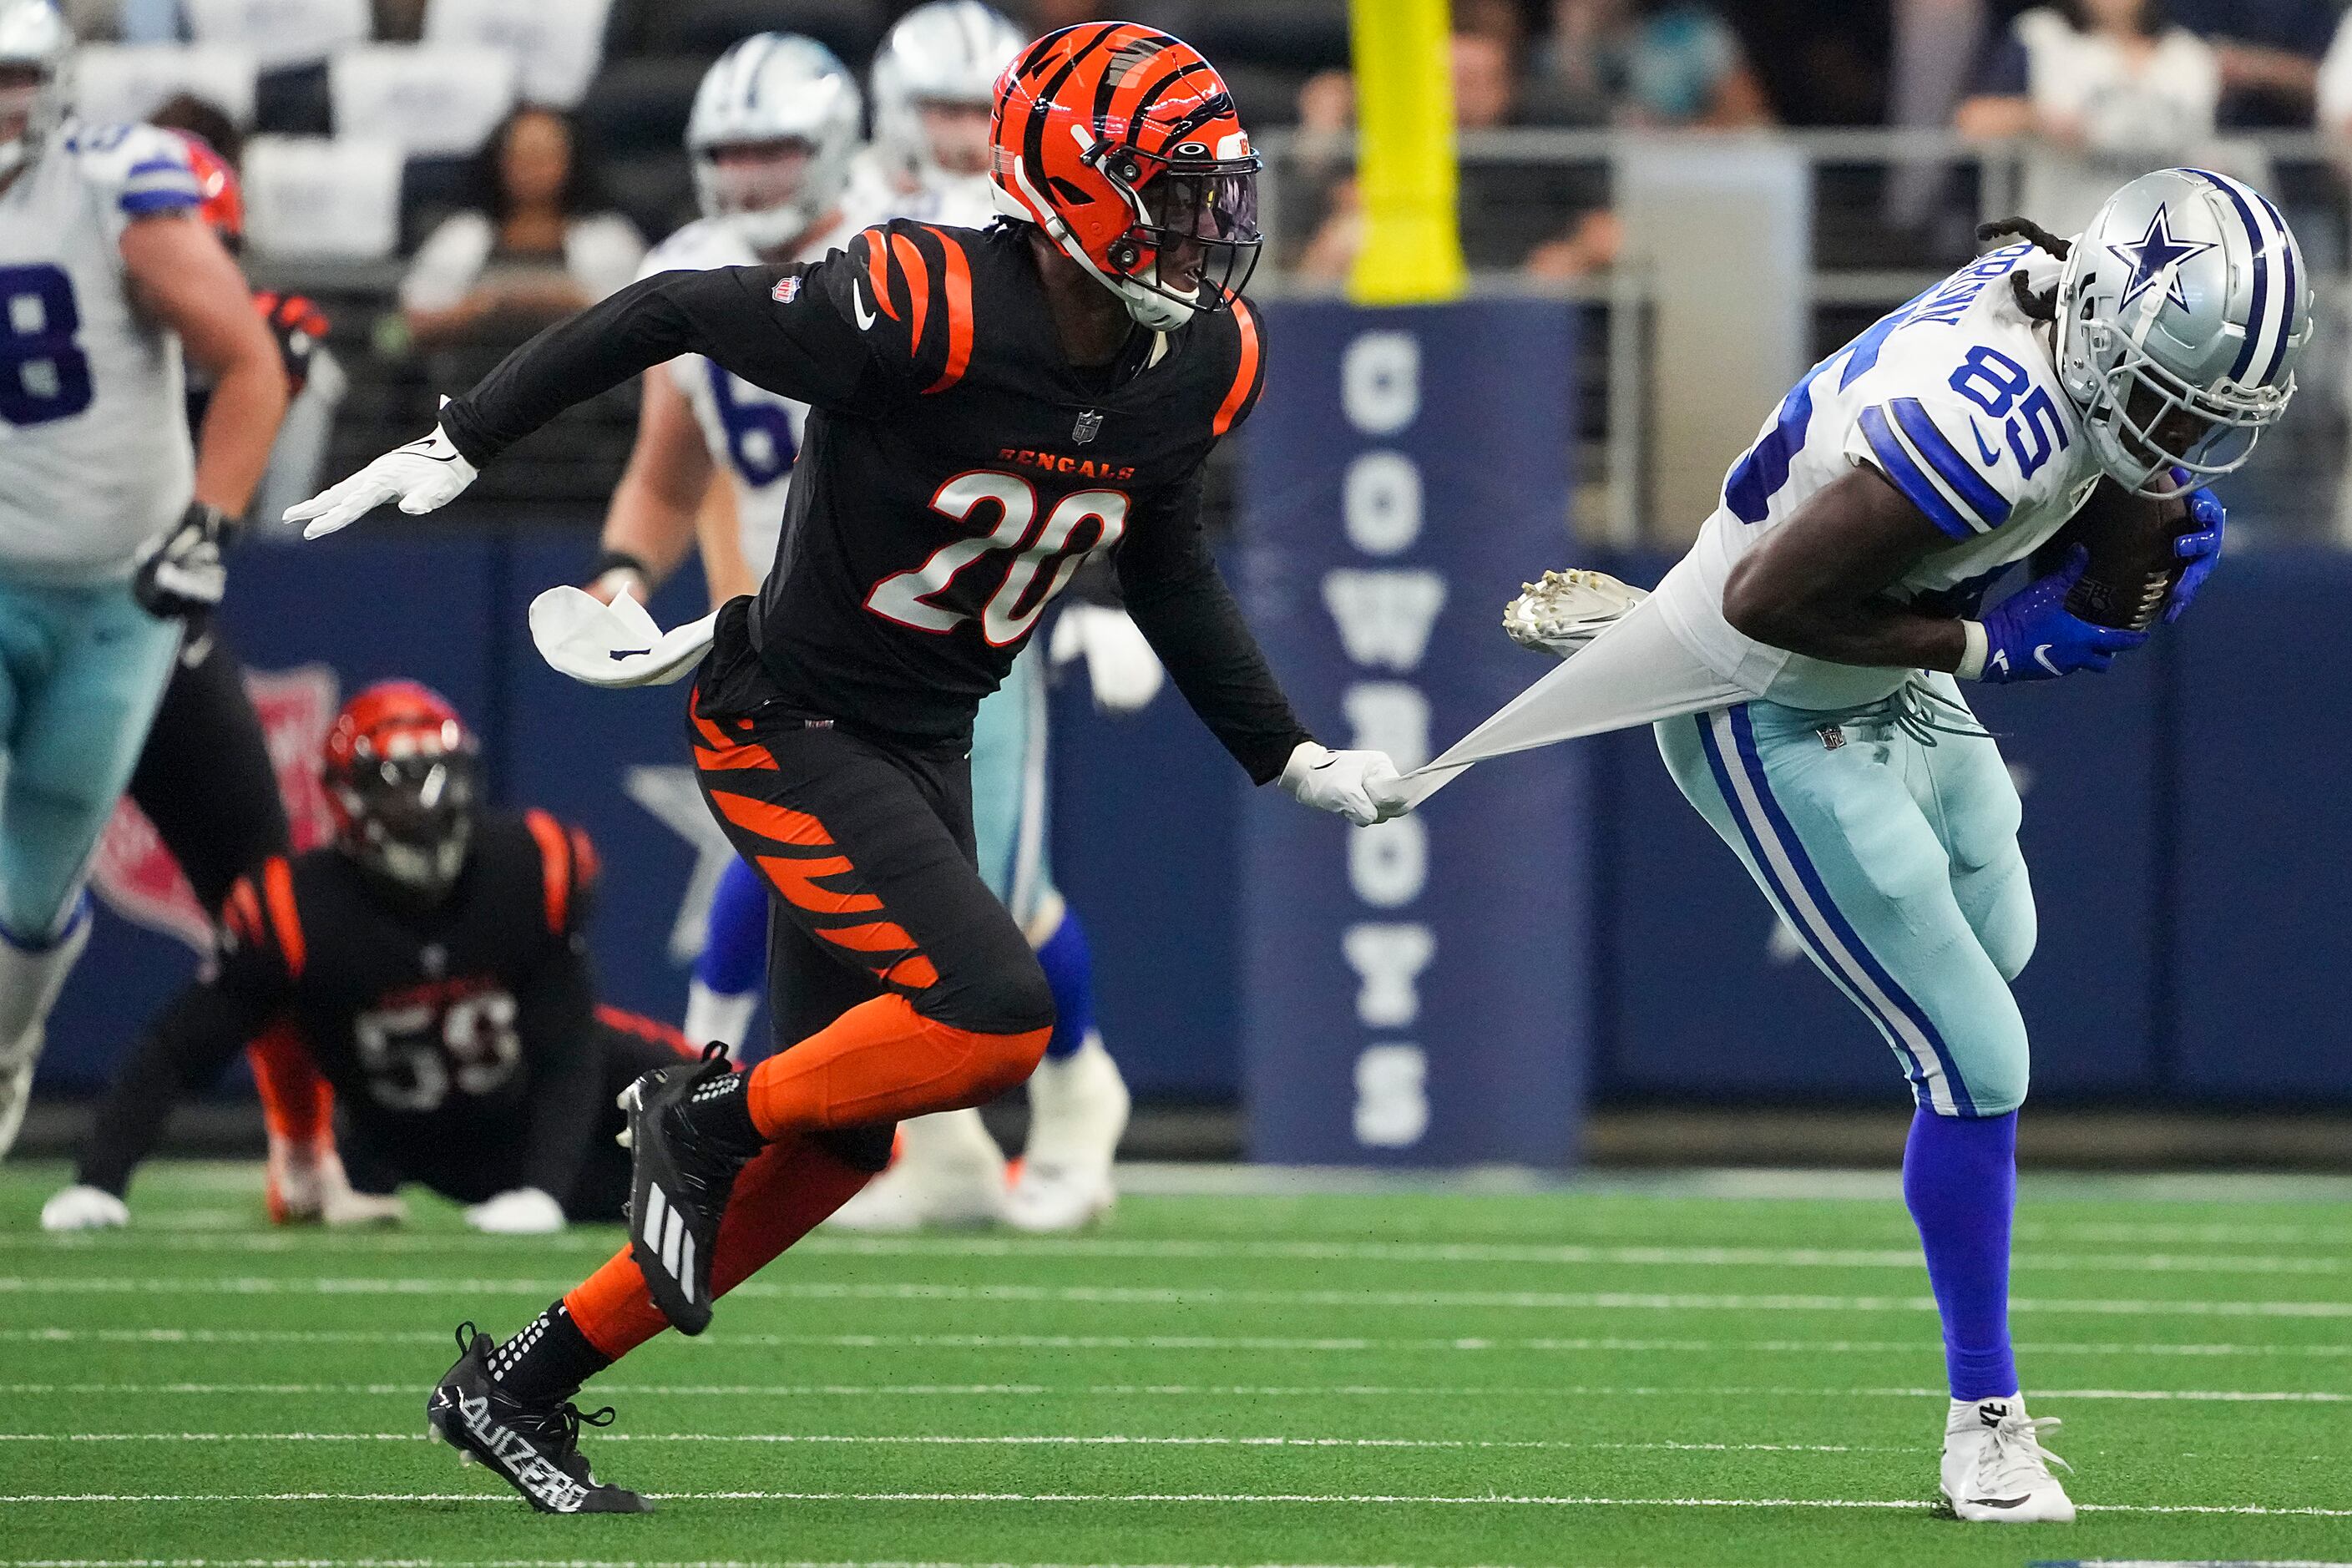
[
  {"left": 322, "top": 680, "right": 478, "bottom": 895},
  {"left": 989, "top": 21, "right": 1260, "bottom": 329}
]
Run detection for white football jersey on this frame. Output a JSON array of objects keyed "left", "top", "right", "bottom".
[
  {"left": 846, "top": 147, "right": 997, "bottom": 230},
  {"left": 0, "top": 120, "right": 201, "bottom": 580},
  {"left": 1653, "top": 241, "right": 2104, "bottom": 711},
  {"left": 639, "top": 211, "right": 862, "bottom": 575}
]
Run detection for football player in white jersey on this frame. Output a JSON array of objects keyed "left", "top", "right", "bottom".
[
  {"left": 0, "top": 0, "right": 287, "bottom": 1156},
  {"left": 1448, "top": 169, "right": 2309, "bottom": 1523}
]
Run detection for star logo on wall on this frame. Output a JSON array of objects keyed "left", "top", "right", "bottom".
[{"left": 2108, "top": 204, "right": 2213, "bottom": 312}]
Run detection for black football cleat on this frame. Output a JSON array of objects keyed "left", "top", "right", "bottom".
[
  {"left": 426, "top": 1322, "right": 650, "bottom": 1514},
  {"left": 620, "top": 1042, "right": 761, "bottom": 1335}
]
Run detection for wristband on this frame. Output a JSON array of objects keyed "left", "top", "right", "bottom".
[
  {"left": 588, "top": 549, "right": 652, "bottom": 588},
  {"left": 1955, "top": 620, "right": 1990, "bottom": 681}
]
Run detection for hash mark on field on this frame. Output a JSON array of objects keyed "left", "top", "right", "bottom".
[
  {"left": 8, "top": 1327, "right": 2347, "bottom": 1359},
  {"left": 11, "top": 1277, "right": 2352, "bottom": 1318},
  {"left": 5, "top": 1490, "right": 2352, "bottom": 1516},
  {"left": 3, "top": 1383, "right": 2344, "bottom": 1403},
  {"left": 14, "top": 1231, "right": 2344, "bottom": 1277}
]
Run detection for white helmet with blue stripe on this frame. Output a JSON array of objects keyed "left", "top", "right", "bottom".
[
  {"left": 2056, "top": 167, "right": 2313, "bottom": 497},
  {"left": 871, "top": 1, "right": 1025, "bottom": 182},
  {"left": 687, "top": 33, "right": 862, "bottom": 254},
  {"left": 0, "top": 0, "right": 70, "bottom": 183}
]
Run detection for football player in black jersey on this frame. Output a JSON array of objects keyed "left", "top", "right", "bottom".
[
  {"left": 287, "top": 23, "right": 1405, "bottom": 1513},
  {"left": 42, "top": 682, "right": 698, "bottom": 1235}
]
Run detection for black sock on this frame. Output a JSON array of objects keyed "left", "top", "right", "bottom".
[
  {"left": 487, "top": 1302, "right": 609, "bottom": 1404},
  {"left": 683, "top": 1065, "right": 765, "bottom": 1152}
]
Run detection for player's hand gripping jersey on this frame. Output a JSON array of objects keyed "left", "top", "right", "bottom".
[
  {"left": 440, "top": 219, "right": 1295, "bottom": 776},
  {"left": 0, "top": 120, "right": 200, "bottom": 578},
  {"left": 1653, "top": 242, "right": 2104, "bottom": 711}
]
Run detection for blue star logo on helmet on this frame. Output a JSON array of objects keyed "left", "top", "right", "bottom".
[{"left": 2107, "top": 203, "right": 2214, "bottom": 313}]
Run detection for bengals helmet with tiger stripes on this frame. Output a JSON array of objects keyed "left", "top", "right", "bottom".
[
  {"left": 322, "top": 681, "right": 480, "bottom": 897},
  {"left": 989, "top": 21, "right": 1261, "bottom": 331}
]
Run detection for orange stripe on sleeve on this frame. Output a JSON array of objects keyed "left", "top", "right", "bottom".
[
  {"left": 260, "top": 857, "right": 306, "bottom": 980},
  {"left": 524, "top": 809, "right": 572, "bottom": 933},
  {"left": 757, "top": 853, "right": 885, "bottom": 916},
  {"left": 922, "top": 228, "right": 973, "bottom": 394},
  {"left": 1212, "top": 297, "right": 1261, "bottom": 436},
  {"left": 891, "top": 231, "right": 931, "bottom": 358},
  {"left": 707, "top": 789, "right": 836, "bottom": 848},
  {"left": 227, "top": 878, "right": 263, "bottom": 942},
  {"left": 861, "top": 230, "right": 899, "bottom": 321}
]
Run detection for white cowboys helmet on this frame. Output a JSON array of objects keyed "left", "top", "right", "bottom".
[
  {"left": 872, "top": 1, "right": 1025, "bottom": 182},
  {"left": 0, "top": 0, "right": 70, "bottom": 184},
  {"left": 687, "top": 33, "right": 862, "bottom": 255},
  {"left": 2056, "top": 167, "right": 2314, "bottom": 497}
]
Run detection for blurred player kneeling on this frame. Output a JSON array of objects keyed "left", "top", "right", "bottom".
[{"left": 41, "top": 682, "right": 695, "bottom": 1235}]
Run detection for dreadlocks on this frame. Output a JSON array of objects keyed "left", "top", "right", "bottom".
[{"left": 1978, "top": 217, "right": 2072, "bottom": 323}]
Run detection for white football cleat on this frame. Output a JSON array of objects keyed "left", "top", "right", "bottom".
[
  {"left": 265, "top": 1135, "right": 328, "bottom": 1224},
  {"left": 41, "top": 1183, "right": 129, "bottom": 1232},
  {"left": 1940, "top": 1395, "right": 2076, "bottom": 1524},
  {"left": 1501, "top": 569, "right": 1650, "bottom": 659},
  {"left": 1005, "top": 1032, "right": 1129, "bottom": 1232},
  {"left": 826, "top": 1108, "right": 1007, "bottom": 1231}
]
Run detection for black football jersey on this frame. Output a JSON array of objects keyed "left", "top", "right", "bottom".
[{"left": 443, "top": 220, "right": 1312, "bottom": 782}]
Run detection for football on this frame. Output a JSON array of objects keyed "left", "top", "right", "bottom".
[{"left": 2056, "top": 480, "right": 2192, "bottom": 631}]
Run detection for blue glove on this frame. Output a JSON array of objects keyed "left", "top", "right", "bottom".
[
  {"left": 1970, "top": 545, "right": 2147, "bottom": 682},
  {"left": 2163, "top": 481, "right": 2224, "bottom": 625}
]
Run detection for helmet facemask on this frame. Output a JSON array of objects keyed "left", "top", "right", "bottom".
[
  {"left": 696, "top": 139, "right": 824, "bottom": 255},
  {"left": 332, "top": 739, "right": 478, "bottom": 901},
  {"left": 1039, "top": 134, "right": 1261, "bottom": 331}
]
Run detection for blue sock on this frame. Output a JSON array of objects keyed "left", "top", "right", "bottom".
[
  {"left": 1903, "top": 1106, "right": 2021, "bottom": 1401},
  {"left": 694, "top": 857, "right": 770, "bottom": 997},
  {"left": 1032, "top": 906, "right": 1097, "bottom": 1060}
]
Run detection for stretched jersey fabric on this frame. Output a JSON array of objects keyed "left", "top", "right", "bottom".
[
  {"left": 0, "top": 120, "right": 201, "bottom": 581},
  {"left": 441, "top": 219, "right": 1304, "bottom": 781},
  {"left": 1653, "top": 242, "right": 2106, "bottom": 712},
  {"left": 77, "top": 813, "right": 609, "bottom": 1200},
  {"left": 636, "top": 213, "right": 862, "bottom": 574}
]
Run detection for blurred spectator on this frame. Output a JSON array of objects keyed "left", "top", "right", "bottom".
[
  {"left": 1956, "top": 0, "right": 2220, "bottom": 231},
  {"left": 1534, "top": 0, "right": 1774, "bottom": 128},
  {"left": 2168, "top": 0, "right": 2334, "bottom": 125},
  {"left": 1295, "top": 30, "right": 1615, "bottom": 281},
  {"left": 400, "top": 106, "right": 645, "bottom": 348}
]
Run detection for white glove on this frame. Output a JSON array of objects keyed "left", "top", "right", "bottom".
[
  {"left": 1279, "top": 741, "right": 1410, "bottom": 827},
  {"left": 284, "top": 419, "right": 477, "bottom": 539},
  {"left": 529, "top": 584, "right": 719, "bottom": 689},
  {"left": 42, "top": 1184, "right": 129, "bottom": 1232},
  {"left": 463, "top": 1186, "right": 565, "bottom": 1235},
  {"left": 1049, "top": 604, "right": 1165, "bottom": 713}
]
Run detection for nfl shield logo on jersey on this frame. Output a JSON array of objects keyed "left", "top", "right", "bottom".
[
  {"left": 771, "top": 277, "right": 802, "bottom": 304},
  {"left": 1073, "top": 409, "right": 1104, "bottom": 444}
]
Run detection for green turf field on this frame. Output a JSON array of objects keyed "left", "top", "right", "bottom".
[{"left": 1, "top": 1161, "right": 2348, "bottom": 1568}]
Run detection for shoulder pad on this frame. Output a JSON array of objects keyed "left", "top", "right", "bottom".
[
  {"left": 69, "top": 122, "right": 202, "bottom": 218},
  {"left": 221, "top": 856, "right": 306, "bottom": 979},
  {"left": 522, "top": 808, "right": 596, "bottom": 935},
  {"left": 1208, "top": 295, "right": 1266, "bottom": 438},
  {"left": 841, "top": 220, "right": 978, "bottom": 395}
]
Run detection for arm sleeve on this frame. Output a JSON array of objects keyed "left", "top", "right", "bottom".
[
  {"left": 511, "top": 937, "right": 601, "bottom": 1201},
  {"left": 75, "top": 983, "right": 274, "bottom": 1196},
  {"left": 1115, "top": 463, "right": 1314, "bottom": 784},
  {"left": 438, "top": 260, "right": 874, "bottom": 467}
]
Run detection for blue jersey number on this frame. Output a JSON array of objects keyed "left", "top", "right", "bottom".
[
  {"left": 0, "top": 265, "right": 95, "bottom": 427},
  {"left": 1950, "top": 346, "right": 2070, "bottom": 481},
  {"left": 706, "top": 362, "right": 796, "bottom": 488}
]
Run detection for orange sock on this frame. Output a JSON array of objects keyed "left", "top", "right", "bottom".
[
  {"left": 743, "top": 994, "right": 1048, "bottom": 1140},
  {"left": 563, "top": 1135, "right": 874, "bottom": 1358},
  {"left": 247, "top": 1023, "right": 332, "bottom": 1148}
]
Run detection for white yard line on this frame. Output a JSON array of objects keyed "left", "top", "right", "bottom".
[
  {"left": 5, "top": 1326, "right": 2345, "bottom": 1358},
  {"left": 8, "top": 1277, "right": 2350, "bottom": 1318},
  {"left": 0, "top": 1383, "right": 2342, "bottom": 1402},
  {"left": 12, "top": 1231, "right": 2347, "bottom": 1277},
  {"left": 0, "top": 1433, "right": 1907, "bottom": 1454},
  {"left": 2, "top": 1489, "right": 2349, "bottom": 1516}
]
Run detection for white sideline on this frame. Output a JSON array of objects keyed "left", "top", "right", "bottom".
[
  {"left": 3, "top": 1490, "right": 2350, "bottom": 1517},
  {"left": 8, "top": 1277, "right": 2352, "bottom": 1318},
  {"left": 6, "top": 1326, "right": 2348, "bottom": 1358},
  {"left": 13, "top": 1231, "right": 2346, "bottom": 1276},
  {"left": 1, "top": 1383, "right": 2344, "bottom": 1402}
]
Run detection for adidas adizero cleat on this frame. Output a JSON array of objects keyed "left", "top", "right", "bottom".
[
  {"left": 620, "top": 1042, "right": 761, "bottom": 1335},
  {"left": 426, "top": 1322, "right": 649, "bottom": 1514}
]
